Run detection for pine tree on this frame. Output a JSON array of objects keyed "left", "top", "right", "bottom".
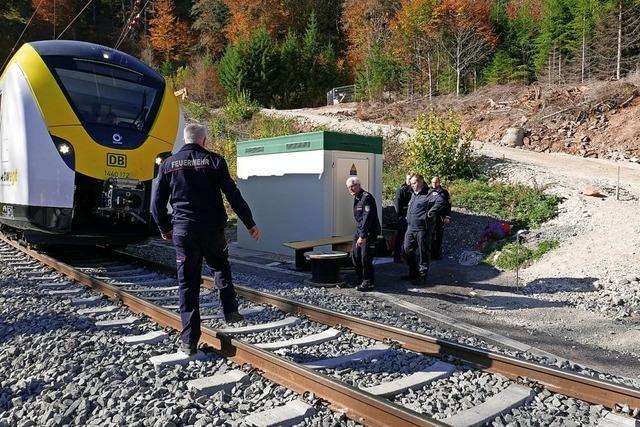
[{"left": 191, "top": 0, "right": 229, "bottom": 58}]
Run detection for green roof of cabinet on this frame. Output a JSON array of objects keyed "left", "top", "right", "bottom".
[{"left": 236, "top": 131, "right": 383, "bottom": 157}]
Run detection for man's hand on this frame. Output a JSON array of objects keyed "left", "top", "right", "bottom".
[
  {"left": 444, "top": 216, "right": 451, "bottom": 225},
  {"left": 249, "top": 225, "right": 261, "bottom": 241},
  {"left": 356, "top": 237, "right": 366, "bottom": 247},
  {"left": 161, "top": 230, "right": 173, "bottom": 240}
]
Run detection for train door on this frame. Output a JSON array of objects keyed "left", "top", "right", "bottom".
[{"left": 332, "top": 153, "right": 370, "bottom": 236}]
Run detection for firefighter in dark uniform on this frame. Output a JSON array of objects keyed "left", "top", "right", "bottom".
[
  {"left": 393, "top": 173, "right": 413, "bottom": 263},
  {"left": 403, "top": 173, "right": 445, "bottom": 285},
  {"left": 430, "top": 176, "right": 451, "bottom": 260},
  {"left": 346, "top": 176, "right": 381, "bottom": 292},
  {"left": 151, "top": 123, "right": 261, "bottom": 355}
]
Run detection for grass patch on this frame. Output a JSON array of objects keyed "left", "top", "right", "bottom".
[
  {"left": 449, "top": 178, "right": 560, "bottom": 229},
  {"left": 249, "top": 115, "right": 297, "bottom": 139},
  {"left": 223, "top": 90, "right": 260, "bottom": 123},
  {"left": 183, "top": 100, "right": 211, "bottom": 122},
  {"left": 486, "top": 240, "right": 559, "bottom": 270}
]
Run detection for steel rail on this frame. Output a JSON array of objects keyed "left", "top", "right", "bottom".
[
  {"left": 112, "top": 249, "right": 640, "bottom": 412},
  {"left": 1, "top": 236, "right": 445, "bottom": 427}
]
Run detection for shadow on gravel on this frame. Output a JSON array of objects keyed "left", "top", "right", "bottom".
[
  {"left": 0, "top": 314, "right": 91, "bottom": 345},
  {"left": 522, "top": 277, "right": 599, "bottom": 294}
]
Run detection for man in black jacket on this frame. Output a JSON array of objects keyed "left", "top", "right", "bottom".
[
  {"left": 430, "top": 176, "right": 451, "bottom": 260},
  {"left": 151, "top": 123, "right": 261, "bottom": 356},
  {"left": 393, "top": 173, "right": 413, "bottom": 263},
  {"left": 403, "top": 173, "right": 445, "bottom": 285},
  {"left": 346, "top": 176, "right": 381, "bottom": 292}
]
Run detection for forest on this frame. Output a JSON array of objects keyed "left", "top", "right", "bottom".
[{"left": 1, "top": 0, "right": 640, "bottom": 109}]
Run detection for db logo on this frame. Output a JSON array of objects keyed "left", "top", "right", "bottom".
[{"left": 107, "top": 153, "right": 127, "bottom": 168}]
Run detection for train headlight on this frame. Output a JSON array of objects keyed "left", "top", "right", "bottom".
[
  {"left": 58, "top": 143, "right": 71, "bottom": 155},
  {"left": 155, "top": 156, "right": 163, "bottom": 165}
]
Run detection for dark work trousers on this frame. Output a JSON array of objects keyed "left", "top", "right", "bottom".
[
  {"left": 173, "top": 225, "right": 239, "bottom": 346},
  {"left": 394, "top": 218, "right": 408, "bottom": 261},
  {"left": 432, "top": 217, "right": 445, "bottom": 259},
  {"left": 404, "top": 228, "right": 433, "bottom": 278},
  {"left": 352, "top": 233, "right": 376, "bottom": 283}
]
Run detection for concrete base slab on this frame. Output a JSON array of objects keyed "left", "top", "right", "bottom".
[
  {"left": 218, "top": 316, "right": 301, "bottom": 335},
  {"left": 48, "top": 288, "right": 82, "bottom": 296},
  {"left": 245, "top": 399, "right": 316, "bottom": 427},
  {"left": 149, "top": 350, "right": 208, "bottom": 368},
  {"left": 598, "top": 412, "right": 640, "bottom": 427},
  {"left": 361, "top": 361, "right": 455, "bottom": 397},
  {"left": 201, "top": 306, "right": 265, "bottom": 320},
  {"left": 121, "top": 330, "right": 169, "bottom": 345},
  {"left": 78, "top": 305, "right": 118, "bottom": 315},
  {"left": 71, "top": 295, "right": 103, "bottom": 306},
  {"left": 257, "top": 328, "right": 342, "bottom": 350},
  {"left": 442, "top": 384, "right": 534, "bottom": 427},
  {"left": 186, "top": 369, "right": 249, "bottom": 396},
  {"left": 303, "top": 344, "right": 390, "bottom": 370},
  {"left": 95, "top": 316, "right": 139, "bottom": 328}
]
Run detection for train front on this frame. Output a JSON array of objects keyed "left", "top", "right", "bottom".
[{"left": 7, "top": 40, "right": 182, "bottom": 245}]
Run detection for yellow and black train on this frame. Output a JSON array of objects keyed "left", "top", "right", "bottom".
[{"left": 0, "top": 40, "right": 184, "bottom": 244}]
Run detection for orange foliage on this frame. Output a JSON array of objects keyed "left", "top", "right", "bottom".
[
  {"left": 432, "top": 0, "right": 498, "bottom": 46},
  {"left": 223, "top": 0, "right": 291, "bottom": 43},
  {"left": 149, "top": 0, "right": 193, "bottom": 61},
  {"left": 341, "top": 0, "right": 400, "bottom": 71},
  {"left": 389, "top": 0, "right": 437, "bottom": 59},
  {"left": 506, "top": 0, "right": 543, "bottom": 22},
  {"left": 32, "top": 0, "right": 79, "bottom": 37}
]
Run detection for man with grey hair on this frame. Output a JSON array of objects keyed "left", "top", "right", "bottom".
[
  {"left": 152, "top": 123, "right": 261, "bottom": 356},
  {"left": 346, "top": 176, "right": 380, "bottom": 291}
]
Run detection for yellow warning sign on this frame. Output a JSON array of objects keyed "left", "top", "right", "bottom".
[{"left": 349, "top": 163, "right": 358, "bottom": 176}]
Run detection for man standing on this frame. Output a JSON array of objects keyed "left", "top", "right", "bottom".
[
  {"left": 403, "top": 173, "right": 444, "bottom": 285},
  {"left": 346, "top": 176, "right": 381, "bottom": 292},
  {"left": 430, "top": 176, "right": 451, "bottom": 260},
  {"left": 393, "top": 173, "right": 413, "bottom": 263},
  {"left": 151, "top": 123, "right": 261, "bottom": 356}
]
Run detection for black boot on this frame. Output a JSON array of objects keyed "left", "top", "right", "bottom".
[{"left": 356, "top": 280, "right": 375, "bottom": 292}]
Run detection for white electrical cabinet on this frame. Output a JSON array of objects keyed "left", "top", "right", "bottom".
[{"left": 236, "top": 131, "right": 383, "bottom": 254}]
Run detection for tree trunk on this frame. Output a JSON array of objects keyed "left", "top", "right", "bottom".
[
  {"left": 456, "top": 41, "right": 461, "bottom": 96},
  {"left": 427, "top": 51, "right": 432, "bottom": 100},
  {"left": 617, "top": 0, "right": 623, "bottom": 80},
  {"left": 581, "top": 16, "right": 586, "bottom": 83}
]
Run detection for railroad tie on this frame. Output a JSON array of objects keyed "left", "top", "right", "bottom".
[
  {"left": 597, "top": 412, "right": 640, "bottom": 427},
  {"left": 70, "top": 295, "right": 104, "bottom": 307},
  {"left": 38, "top": 282, "right": 72, "bottom": 289},
  {"left": 186, "top": 369, "right": 249, "bottom": 396},
  {"left": 244, "top": 399, "right": 316, "bottom": 427},
  {"left": 28, "top": 275, "right": 63, "bottom": 281},
  {"left": 360, "top": 361, "right": 455, "bottom": 397},
  {"left": 77, "top": 305, "right": 119, "bottom": 315},
  {"left": 47, "top": 288, "right": 83, "bottom": 296},
  {"left": 441, "top": 383, "right": 535, "bottom": 427},
  {"left": 302, "top": 344, "right": 391, "bottom": 370},
  {"left": 121, "top": 330, "right": 168, "bottom": 345},
  {"left": 149, "top": 350, "right": 208, "bottom": 368},
  {"left": 121, "top": 285, "right": 179, "bottom": 293},
  {"left": 217, "top": 317, "right": 301, "bottom": 335},
  {"left": 256, "top": 328, "right": 343, "bottom": 350},
  {"left": 200, "top": 306, "right": 265, "bottom": 320},
  {"left": 163, "top": 302, "right": 218, "bottom": 309},
  {"left": 95, "top": 316, "right": 139, "bottom": 328}
]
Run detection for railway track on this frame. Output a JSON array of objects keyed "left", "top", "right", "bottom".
[{"left": 1, "top": 234, "right": 638, "bottom": 427}]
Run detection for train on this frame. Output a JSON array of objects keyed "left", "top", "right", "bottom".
[{"left": 0, "top": 40, "right": 184, "bottom": 245}]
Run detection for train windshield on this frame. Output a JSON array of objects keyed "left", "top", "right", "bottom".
[{"left": 54, "top": 59, "right": 159, "bottom": 133}]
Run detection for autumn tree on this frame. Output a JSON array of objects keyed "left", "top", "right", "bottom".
[
  {"left": 432, "top": 0, "right": 498, "bottom": 95},
  {"left": 191, "top": 0, "right": 229, "bottom": 58},
  {"left": 223, "top": 0, "right": 290, "bottom": 43},
  {"left": 31, "top": 0, "right": 79, "bottom": 39},
  {"left": 149, "top": 0, "right": 192, "bottom": 63},
  {"left": 389, "top": 0, "right": 438, "bottom": 97}
]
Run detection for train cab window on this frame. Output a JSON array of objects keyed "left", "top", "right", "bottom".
[{"left": 55, "top": 66, "right": 158, "bottom": 133}]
